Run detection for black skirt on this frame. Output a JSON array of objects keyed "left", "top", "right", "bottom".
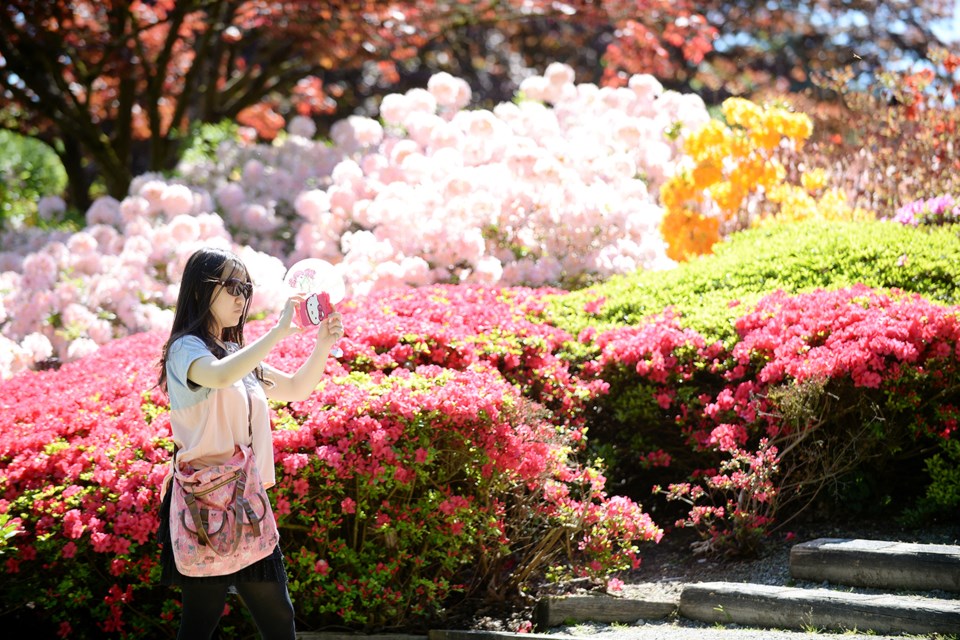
[{"left": 157, "top": 486, "right": 288, "bottom": 587}]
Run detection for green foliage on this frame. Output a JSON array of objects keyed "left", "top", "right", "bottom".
[
  {"left": 549, "top": 219, "right": 960, "bottom": 344},
  {"left": 0, "top": 514, "right": 21, "bottom": 556},
  {"left": 0, "top": 130, "right": 68, "bottom": 228},
  {"left": 272, "top": 369, "right": 650, "bottom": 631},
  {"left": 923, "top": 438, "right": 960, "bottom": 510},
  {"left": 902, "top": 438, "right": 960, "bottom": 525},
  {"left": 764, "top": 376, "right": 919, "bottom": 519},
  {"left": 175, "top": 120, "right": 243, "bottom": 173}
]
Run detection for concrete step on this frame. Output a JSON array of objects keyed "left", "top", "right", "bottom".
[
  {"left": 790, "top": 537, "right": 960, "bottom": 592},
  {"left": 679, "top": 581, "right": 960, "bottom": 636}
]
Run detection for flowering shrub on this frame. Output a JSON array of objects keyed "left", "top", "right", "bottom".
[
  {"left": 553, "top": 219, "right": 960, "bottom": 347},
  {"left": 656, "top": 440, "right": 780, "bottom": 557},
  {"left": 719, "top": 286, "right": 960, "bottom": 518},
  {"left": 893, "top": 194, "right": 960, "bottom": 226},
  {"left": 574, "top": 311, "right": 727, "bottom": 497},
  {"left": 0, "top": 330, "right": 171, "bottom": 637},
  {"left": 571, "top": 282, "right": 960, "bottom": 555},
  {"left": 0, "top": 210, "right": 288, "bottom": 379},
  {"left": 730, "top": 285, "right": 960, "bottom": 391},
  {"left": 549, "top": 219, "right": 960, "bottom": 554},
  {"left": 0, "top": 284, "right": 660, "bottom": 637},
  {"left": 658, "top": 97, "right": 872, "bottom": 261},
  {"left": 268, "top": 368, "right": 658, "bottom": 628},
  {"left": 0, "top": 63, "right": 714, "bottom": 378}
]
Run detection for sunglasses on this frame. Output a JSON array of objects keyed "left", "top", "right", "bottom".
[{"left": 217, "top": 277, "right": 253, "bottom": 299}]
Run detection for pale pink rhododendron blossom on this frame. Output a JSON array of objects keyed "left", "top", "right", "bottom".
[
  {"left": 65, "top": 336, "right": 99, "bottom": 360},
  {"left": 137, "top": 179, "right": 170, "bottom": 214},
  {"left": 20, "top": 332, "right": 53, "bottom": 363},
  {"left": 159, "top": 183, "right": 196, "bottom": 218},
  {"left": 0, "top": 335, "right": 28, "bottom": 377},
  {"left": 240, "top": 203, "right": 279, "bottom": 233},
  {"left": 331, "top": 116, "right": 384, "bottom": 153},
  {"left": 406, "top": 87, "right": 440, "bottom": 115},
  {"left": 119, "top": 194, "right": 150, "bottom": 224},
  {"left": 287, "top": 114, "right": 317, "bottom": 139},
  {"left": 427, "top": 71, "right": 470, "bottom": 111},
  {"left": 379, "top": 93, "right": 410, "bottom": 126},
  {"left": 1, "top": 63, "right": 710, "bottom": 375},
  {"left": 168, "top": 214, "right": 201, "bottom": 243},
  {"left": 85, "top": 196, "right": 122, "bottom": 226},
  {"left": 295, "top": 189, "right": 331, "bottom": 223},
  {"left": 37, "top": 195, "right": 66, "bottom": 222},
  {"left": 215, "top": 182, "right": 246, "bottom": 213}
]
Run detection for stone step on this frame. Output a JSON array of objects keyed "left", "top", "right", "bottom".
[
  {"left": 535, "top": 593, "right": 677, "bottom": 629},
  {"left": 429, "top": 631, "right": 573, "bottom": 640},
  {"left": 680, "top": 581, "right": 960, "bottom": 636},
  {"left": 298, "top": 635, "right": 425, "bottom": 640},
  {"left": 790, "top": 537, "right": 960, "bottom": 592}
]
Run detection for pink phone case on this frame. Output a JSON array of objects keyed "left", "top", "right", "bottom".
[{"left": 296, "top": 292, "right": 334, "bottom": 327}]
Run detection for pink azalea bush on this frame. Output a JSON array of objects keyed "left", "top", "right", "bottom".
[
  {"left": 1, "top": 63, "right": 710, "bottom": 378},
  {"left": 0, "top": 284, "right": 660, "bottom": 638},
  {"left": 3, "top": 260, "right": 959, "bottom": 636},
  {"left": 0, "top": 330, "right": 170, "bottom": 637},
  {"left": 580, "top": 285, "right": 960, "bottom": 555}
]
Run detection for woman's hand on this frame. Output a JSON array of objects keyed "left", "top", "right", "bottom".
[
  {"left": 274, "top": 294, "right": 306, "bottom": 339},
  {"left": 316, "top": 312, "right": 344, "bottom": 347}
]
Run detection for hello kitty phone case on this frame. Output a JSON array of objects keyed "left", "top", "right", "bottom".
[{"left": 296, "top": 292, "right": 335, "bottom": 327}]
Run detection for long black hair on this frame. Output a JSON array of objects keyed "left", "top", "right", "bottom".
[{"left": 157, "top": 247, "right": 253, "bottom": 392}]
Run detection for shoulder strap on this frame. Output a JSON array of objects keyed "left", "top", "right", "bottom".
[{"left": 244, "top": 379, "right": 253, "bottom": 440}]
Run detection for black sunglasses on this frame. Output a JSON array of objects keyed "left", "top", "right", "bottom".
[{"left": 217, "top": 277, "right": 253, "bottom": 299}]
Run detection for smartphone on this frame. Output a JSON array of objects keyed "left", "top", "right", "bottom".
[{"left": 296, "top": 292, "right": 335, "bottom": 327}]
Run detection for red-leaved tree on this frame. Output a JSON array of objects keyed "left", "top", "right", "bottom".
[{"left": 0, "top": 1, "right": 716, "bottom": 212}]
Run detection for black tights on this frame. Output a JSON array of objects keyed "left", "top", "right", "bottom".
[{"left": 177, "top": 581, "right": 295, "bottom": 640}]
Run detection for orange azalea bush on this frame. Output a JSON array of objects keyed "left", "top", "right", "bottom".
[{"left": 660, "top": 97, "right": 872, "bottom": 261}]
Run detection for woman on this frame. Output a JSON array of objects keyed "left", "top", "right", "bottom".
[{"left": 157, "top": 247, "right": 343, "bottom": 639}]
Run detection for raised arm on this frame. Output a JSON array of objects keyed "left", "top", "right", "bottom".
[
  {"left": 262, "top": 312, "right": 344, "bottom": 403},
  {"left": 186, "top": 297, "right": 304, "bottom": 389}
]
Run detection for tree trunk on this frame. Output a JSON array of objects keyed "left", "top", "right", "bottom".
[
  {"left": 100, "top": 160, "right": 133, "bottom": 202},
  {"left": 58, "top": 137, "right": 93, "bottom": 214}
]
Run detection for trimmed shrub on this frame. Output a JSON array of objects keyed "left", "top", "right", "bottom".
[{"left": 551, "top": 219, "right": 960, "bottom": 345}]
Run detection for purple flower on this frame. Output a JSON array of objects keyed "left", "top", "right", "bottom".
[{"left": 894, "top": 194, "right": 959, "bottom": 226}]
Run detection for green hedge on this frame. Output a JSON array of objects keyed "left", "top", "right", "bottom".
[{"left": 550, "top": 219, "right": 960, "bottom": 345}]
